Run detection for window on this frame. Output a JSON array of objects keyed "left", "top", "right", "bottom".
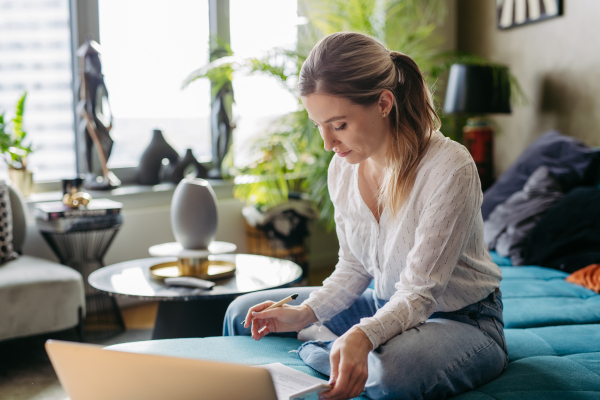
[
  {"left": 0, "top": 0, "right": 302, "bottom": 186},
  {"left": 229, "top": 0, "right": 299, "bottom": 162},
  {"left": 0, "top": 0, "right": 76, "bottom": 182},
  {"left": 98, "top": 0, "right": 212, "bottom": 168}
]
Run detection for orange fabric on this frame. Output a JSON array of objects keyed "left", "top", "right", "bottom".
[{"left": 566, "top": 264, "right": 600, "bottom": 293}]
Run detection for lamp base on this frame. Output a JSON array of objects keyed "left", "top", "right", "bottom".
[{"left": 463, "top": 118, "right": 494, "bottom": 191}]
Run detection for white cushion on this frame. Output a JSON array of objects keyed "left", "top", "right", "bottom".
[{"left": 0, "top": 255, "right": 85, "bottom": 341}]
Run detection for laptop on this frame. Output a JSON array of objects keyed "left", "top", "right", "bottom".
[{"left": 45, "top": 340, "right": 278, "bottom": 400}]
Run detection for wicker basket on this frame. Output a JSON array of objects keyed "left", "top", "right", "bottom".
[{"left": 243, "top": 220, "right": 308, "bottom": 276}]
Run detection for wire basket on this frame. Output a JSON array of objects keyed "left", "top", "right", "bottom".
[{"left": 243, "top": 220, "right": 308, "bottom": 277}]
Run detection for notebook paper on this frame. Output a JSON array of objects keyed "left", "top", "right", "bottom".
[{"left": 259, "top": 363, "right": 331, "bottom": 400}]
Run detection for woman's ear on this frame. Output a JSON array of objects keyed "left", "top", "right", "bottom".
[{"left": 378, "top": 90, "right": 395, "bottom": 115}]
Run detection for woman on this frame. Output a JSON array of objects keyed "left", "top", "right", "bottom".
[{"left": 223, "top": 32, "right": 507, "bottom": 400}]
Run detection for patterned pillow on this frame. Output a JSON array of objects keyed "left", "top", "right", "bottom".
[{"left": 0, "top": 182, "right": 18, "bottom": 263}]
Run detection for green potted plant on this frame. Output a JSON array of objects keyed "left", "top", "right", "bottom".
[
  {"left": 185, "top": 0, "right": 525, "bottom": 231},
  {"left": 0, "top": 92, "right": 34, "bottom": 196}
]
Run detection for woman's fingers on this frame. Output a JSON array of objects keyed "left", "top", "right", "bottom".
[
  {"left": 251, "top": 307, "right": 284, "bottom": 321},
  {"left": 251, "top": 317, "right": 267, "bottom": 339},
  {"left": 244, "top": 301, "right": 275, "bottom": 327},
  {"left": 348, "top": 370, "right": 368, "bottom": 399},
  {"left": 329, "top": 349, "right": 340, "bottom": 385},
  {"left": 322, "top": 357, "right": 366, "bottom": 400},
  {"left": 257, "top": 324, "right": 270, "bottom": 339}
]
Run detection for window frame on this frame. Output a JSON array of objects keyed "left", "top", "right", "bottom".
[{"left": 36, "top": 0, "right": 229, "bottom": 193}]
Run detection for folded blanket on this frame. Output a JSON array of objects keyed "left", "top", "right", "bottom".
[
  {"left": 566, "top": 264, "right": 600, "bottom": 293},
  {"left": 481, "top": 131, "right": 600, "bottom": 221},
  {"left": 522, "top": 187, "right": 600, "bottom": 273},
  {"left": 484, "top": 166, "right": 563, "bottom": 265}
]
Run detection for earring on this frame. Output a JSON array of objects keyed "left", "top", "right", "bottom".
[{"left": 382, "top": 112, "right": 387, "bottom": 118}]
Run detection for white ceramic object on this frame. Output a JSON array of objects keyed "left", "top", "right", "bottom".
[{"left": 170, "top": 178, "right": 218, "bottom": 249}]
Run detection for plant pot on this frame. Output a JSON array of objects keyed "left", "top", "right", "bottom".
[{"left": 9, "top": 168, "right": 33, "bottom": 197}]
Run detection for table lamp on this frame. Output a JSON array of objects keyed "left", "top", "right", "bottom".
[{"left": 443, "top": 64, "right": 511, "bottom": 189}]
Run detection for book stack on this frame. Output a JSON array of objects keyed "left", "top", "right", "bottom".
[{"left": 35, "top": 199, "right": 123, "bottom": 233}]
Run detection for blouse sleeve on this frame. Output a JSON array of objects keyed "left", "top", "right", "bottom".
[
  {"left": 302, "top": 160, "right": 373, "bottom": 323},
  {"left": 356, "top": 162, "right": 481, "bottom": 349}
]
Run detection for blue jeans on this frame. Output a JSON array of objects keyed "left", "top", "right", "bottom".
[{"left": 224, "top": 288, "right": 508, "bottom": 400}]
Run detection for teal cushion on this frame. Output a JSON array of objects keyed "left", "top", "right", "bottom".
[
  {"left": 499, "top": 266, "right": 600, "bottom": 329},
  {"left": 452, "top": 353, "right": 600, "bottom": 400},
  {"left": 107, "top": 336, "right": 370, "bottom": 400},
  {"left": 490, "top": 251, "right": 512, "bottom": 266},
  {"left": 500, "top": 266, "right": 568, "bottom": 280},
  {"left": 506, "top": 324, "right": 600, "bottom": 362},
  {"left": 107, "top": 334, "right": 600, "bottom": 400}
]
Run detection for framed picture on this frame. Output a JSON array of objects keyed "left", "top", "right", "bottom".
[{"left": 497, "top": 0, "right": 563, "bottom": 29}]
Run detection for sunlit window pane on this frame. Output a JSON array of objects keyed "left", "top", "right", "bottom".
[
  {"left": 0, "top": 0, "right": 76, "bottom": 182},
  {"left": 230, "top": 0, "right": 299, "bottom": 162},
  {"left": 98, "top": 0, "right": 211, "bottom": 167}
]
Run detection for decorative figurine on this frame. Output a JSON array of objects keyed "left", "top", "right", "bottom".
[
  {"left": 208, "top": 86, "right": 234, "bottom": 179},
  {"left": 61, "top": 176, "right": 92, "bottom": 208},
  {"left": 167, "top": 148, "right": 207, "bottom": 183},
  {"left": 76, "top": 40, "right": 121, "bottom": 190},
  {"left": 136, "top": 129, "right": 180, "bottom": 185}
]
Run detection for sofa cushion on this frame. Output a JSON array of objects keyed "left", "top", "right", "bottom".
[
  {"left": 505, "top": 324, "right": 600, "bottom": 362},
  {"left": 108, "top": 332, "right": 600, "bottom": 400},
  {"left": 108, "top": 336, "right": 370, "bottom": 400},
  {"left": 0, "top": 182, "right": 18, "bottom": 263},
  {"left": 500, "top": 266, "right": 600, "bottom": 329},
  {"left": 0, "top": 255, "right": 85, "bottom": 341},
  {"left": 490, "top": 251, "right": 512, "bottom": 266},
  {"left": 452, "top": 353, "right": 600, "bottom": 400}
]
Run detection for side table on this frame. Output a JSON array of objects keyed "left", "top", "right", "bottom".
[
  {"left": 88, "top": 254, "right": 303, "bottom": 339},
  {"left": 37, "top": 200, "right": 125, "bottom": 339}
]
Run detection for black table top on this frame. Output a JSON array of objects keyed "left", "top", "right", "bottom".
[{"left": 88, "top": 254, "right": 303, "bottom": 301}]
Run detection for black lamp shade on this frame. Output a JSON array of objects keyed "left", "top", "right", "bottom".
[{"left": 443, "top": 64, "right": 511, "bottom": 114}]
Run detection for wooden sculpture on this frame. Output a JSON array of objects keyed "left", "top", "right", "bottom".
[{"left": 76, "top": 40, "right": 120, "bottom": 190}]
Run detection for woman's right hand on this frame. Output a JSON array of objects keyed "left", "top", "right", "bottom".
[{"left": 243, "top": 302, "right": 318, "bottom": 340}]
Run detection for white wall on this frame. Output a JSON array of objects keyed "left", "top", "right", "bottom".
[{"left": 457, "top": 0, "right": 600, "bottom": 175}]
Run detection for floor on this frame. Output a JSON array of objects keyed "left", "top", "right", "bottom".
[{"left": 0, "top": 268, "right": 334, "bottom": 400}]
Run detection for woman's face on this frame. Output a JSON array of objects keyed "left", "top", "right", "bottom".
[{"left": 301, "top": 92, "right": 393, "bottom": 165}]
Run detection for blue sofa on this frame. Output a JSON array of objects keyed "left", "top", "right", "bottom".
[{"left": 108, "top": 252, "right": 600, "bottom": 398}]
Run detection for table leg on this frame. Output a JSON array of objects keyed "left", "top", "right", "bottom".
[
  {"left": 152, "top": 297, "right": 235, "bottom": 339},
  {"left": 41, "top": 228, "right": 125, "bottom": 339}
]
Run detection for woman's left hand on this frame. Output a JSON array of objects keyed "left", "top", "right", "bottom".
[{"left": 320, "top": 326, "right": 373, "bottom": 400}]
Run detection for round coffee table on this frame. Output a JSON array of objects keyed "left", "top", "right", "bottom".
[{"left": 88, "top": 254, "right": 303, "bottom": 339}]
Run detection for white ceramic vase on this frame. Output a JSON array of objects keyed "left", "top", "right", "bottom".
[{"left": 170, "top": 178, "right": 218, "bottom": 249}]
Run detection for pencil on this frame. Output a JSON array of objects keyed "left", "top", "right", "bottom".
[{"left": 241, "top": 293, "right": 299, "bottom": 324}]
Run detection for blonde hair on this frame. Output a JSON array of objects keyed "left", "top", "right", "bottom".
[{"left": 299, "top": 32, "right": 440, "bottom": 216}]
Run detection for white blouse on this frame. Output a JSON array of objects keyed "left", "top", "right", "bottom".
[{"left": 303, "top": 131, "right": 502, "bottom": 349}]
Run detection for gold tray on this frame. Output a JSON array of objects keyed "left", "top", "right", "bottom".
[{"left": 149, "top": 260, "right": 236, "bottom": 281}]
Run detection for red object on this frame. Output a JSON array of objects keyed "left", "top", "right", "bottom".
[{"left": 463, "top": 125, "right": 494, "bottom": 190}]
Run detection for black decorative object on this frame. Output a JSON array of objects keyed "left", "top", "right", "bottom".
[
  {"left": 444, "top": 64, "right": 512, "bottom": 190},
  {"left": 497, "top": 0, "right": 562, "bottom": 30},
  {"left": 168, "top": 149, "right": 207, "bottom": 183},
  {"left": 136, "top": 129, "right": 180, "bottom": 185},
  {"left": 76, "top": 40, "right": 121, "bottom": 190},
  {"left": 208, "top": 87, "right": 233, "bottom": 179},
  {"left": 62, "top": 176, "right": 85, "bottom": 196},
  {"left": 443, "top": 64, "right": 511, "bottom": 115}
]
